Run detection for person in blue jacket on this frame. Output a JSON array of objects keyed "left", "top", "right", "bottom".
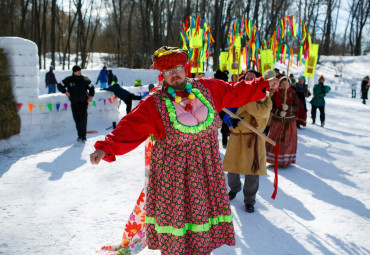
[{"left": 96, "top": 66, "right": 108, "bottom": 89}]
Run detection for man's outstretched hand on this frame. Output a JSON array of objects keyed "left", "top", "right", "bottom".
[{"left": 90, "top": 149, "right": 105, "bottom": 165}]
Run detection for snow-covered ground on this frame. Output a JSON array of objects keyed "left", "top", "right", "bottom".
[{"left": 1, "top": 54, "right": 370, "bottom": 255}]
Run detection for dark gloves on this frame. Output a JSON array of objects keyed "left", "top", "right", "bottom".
[{"left": 231, "top": 118, "right": 241, "bottom": 128}]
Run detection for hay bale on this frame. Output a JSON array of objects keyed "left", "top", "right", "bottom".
[{"left": 0, "top": 48, "right": 21, "bottom": 140}]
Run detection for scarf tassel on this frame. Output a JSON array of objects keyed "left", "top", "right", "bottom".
[{"left": 271, "top": 142, "right": 280, "bottom": 199}]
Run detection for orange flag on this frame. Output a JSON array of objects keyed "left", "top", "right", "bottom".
[{"left": 28, "top": 103, "right": 34, "bottom": 113}]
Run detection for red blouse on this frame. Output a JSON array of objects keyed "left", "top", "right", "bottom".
[{"left": 95, "top": 77, "right": 270, "bottom": 162}]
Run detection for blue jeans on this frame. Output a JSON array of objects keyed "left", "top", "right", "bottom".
[
  {"left": 100, "top": 82, "right": 107, "bottom": 89},
  {"left": 48, "top": 84, "right": 56, "bottom": 94}
]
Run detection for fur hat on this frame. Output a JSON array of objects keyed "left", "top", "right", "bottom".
[
  {"left": 263, "top": 69, "right": 276, "bottom": 80},
  {"left": 72, "top": 65, "right": 81, "bottom": 73},
  {"left": 152, "top": 46, "right": 188, "bottom": 71}
]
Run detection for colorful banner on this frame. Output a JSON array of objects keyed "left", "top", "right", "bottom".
[
  {"left": 15, "top": 97, "right": 117, "bottom": 114},
  {"left": 304, "top": 43, "right": 319, "bottom": 78},
  {"left": 260, "top": 49, "right": 274, "bottom": 75},
  {"left": 180, "top": 16, "right": 214, "bottom": 74},
  {"left": 219, "top": 52, "right": 229, "bottom": 71}
]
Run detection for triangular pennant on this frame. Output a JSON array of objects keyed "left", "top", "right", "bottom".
[
  {"left": 47, "top": 104, "right": 52, "bottom": 112},
  {"left": 17, "top": 103, "right": 23, "bottom": 111},
  {"left": 108, "top": 98, "right": 113, "bottom": 104},
  {"left": 28, "top": 103, "right": 34, "bottom": 113},
  {"left": 56, "top": 103, "right": 60, "bottom": 111},
  {"left": 92, "top": 101, "right": 96, "bottom": 107},
  {"left": 38, "top": 104, "right": 43, "bottom": 112},
  {"left": 103, "top": 99, "right": 106, "bottom": 105},
  {"left": 64, "top": 103, "right": 68, "bottom": 111},
  {"left": 112, "top": 97, "right": 116, "bottom": 103}
]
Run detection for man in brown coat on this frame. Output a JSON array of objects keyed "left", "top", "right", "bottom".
[{"left": 223, "top": 70, "right": 273, "bottom": 213}]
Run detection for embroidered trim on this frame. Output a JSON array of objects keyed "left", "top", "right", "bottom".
[
  {"left": 145, "top": 214, "right": 233, "bottom": 236},
  {"left": 164, "top": 88, "right": 215, "bottom": 133}
]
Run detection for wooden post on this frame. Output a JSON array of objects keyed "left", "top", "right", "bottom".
[{"left": 222, "top": 108, "right": 276, "bottom": 146}]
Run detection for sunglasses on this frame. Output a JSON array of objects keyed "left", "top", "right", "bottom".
[{"left": 162, "top": 66, "right": 184, "bottom": 76}]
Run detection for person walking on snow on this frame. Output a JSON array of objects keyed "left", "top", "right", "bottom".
[
  {"left": 96, "top": 66, "right": 108, "bottom": 89},
  {"left": 45, "top": 65, "right": 58, "bottom": 94},
  {"left": 293, "top": 75, "right": 310, "bottom": 128},
  {"left": 57, "top": 65, "right": 95, "bottom": 142},
  {"left": 223, "top": 70, "right": 273, "bottom": 213},
  {"left": 361, "top": 76, "right": 369, "bottom": 104},
  {"left": 310, "top": 75, "right": 331, "bottom": 127},
  {"left": 266, "top": 77, "right": 299, "bottom": 168},
  {"left": 90, "top": 46, "right": 279, "bottom": 254}
]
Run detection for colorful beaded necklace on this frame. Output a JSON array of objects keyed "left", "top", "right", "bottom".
[{"left": 166, "top": 83, "right": 195, "bottom": 111}]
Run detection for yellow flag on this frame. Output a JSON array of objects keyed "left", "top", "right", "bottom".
[
  {"left": 304, "top": 44, "right": 319, "bottom": 78},
  {"left": 229, "top": 46, "right": 242, "bottom": 75},
  {"left": 219, "top": 52, "right": 229, "bottom": 71},
  {"left": 189, "top": 28, "right": 203, "bottom": 48},
  {"left": 260, "top": 49, "right": 274, "bottom": 75}
]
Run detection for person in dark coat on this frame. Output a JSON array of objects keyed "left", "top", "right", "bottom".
[
  {"left": 57, "top": 65, "right": 95, "bottom": 142},
  {"left": 103, "top": 76, "right": 142, "bottom": 115},
  {"left": 214, "top": 69, "right": 230, "bottom": 148},
  {"left": 292, "top": 76, "right": 311, "bottom": 128},
  {"left": 45, "top": 66, "right": 58, "bottom": 94},
  {"left": 361, "top": 76, "right": 369, "bottom": 104},
  {"left": 107, "top": 70, "right": 115, "bottom": 86}
]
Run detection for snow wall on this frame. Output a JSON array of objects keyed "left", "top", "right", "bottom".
[{"left": 0, "top": 37, "right": 121, "bottom": 150}]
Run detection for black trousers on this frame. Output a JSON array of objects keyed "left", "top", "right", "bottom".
[
  {"left": 71, "top": 101, "right": 88, "bottom": 139},
  {"left": 311, "top": 105, "right": 325, "bottom": 123},
  {"left": 125, "top": 94, "right": 142, "bottom": 114}
]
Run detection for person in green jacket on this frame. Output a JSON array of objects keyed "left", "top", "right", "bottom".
[{"left": 310, "top": 75, "right": 331, "bottom": 127}]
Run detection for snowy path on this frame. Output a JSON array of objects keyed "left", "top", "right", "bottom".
[{"left": 1, "top": 94, "right": 370, "bottom": 255}]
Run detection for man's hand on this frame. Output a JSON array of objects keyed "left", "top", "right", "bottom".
[
  {"left": 279, "top": 111, "right": 287, "bottom": 117},
  {"left": 282, "top": 104, "right": 288, "bottom": 111},
  {"left": 65, "top": 91, "right": 71, "bottom": 97},
  {"left": 267, "top": 78, "right": 279, "bottom": 89},
  {"left": 87, "top": 96, "right": 93, "bottom": 103},
  {"left": 231, "top": 118, "right": 241, "bottom": 129},
  {"left": 90, "top": 149, "right": 105, "bottom": 165}
]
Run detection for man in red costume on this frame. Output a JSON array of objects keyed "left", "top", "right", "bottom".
[{"left": 90, "top": 46, "right": 279, "bottom": 254}]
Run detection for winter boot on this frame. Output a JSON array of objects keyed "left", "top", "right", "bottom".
[
  {"left": 312, "top": 119, "right": 315, "bottom": 124},
  {"left": 245, "top": 204, "right": 255, "bottom": 213},
  {"left": 321, "top": 122, "right": 325, "bottom": 127}
]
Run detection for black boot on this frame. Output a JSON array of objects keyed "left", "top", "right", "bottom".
[
  {"left": 245, "top": 204, "right": 255, "bottom": 213},
  {"left": 228, "top": 191, "right": 238, "bottom": 201},
  {"left": 312, "top": 119, "right": 315, "bottom": 124}
]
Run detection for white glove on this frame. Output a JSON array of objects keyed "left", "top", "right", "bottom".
[
  {"left": 279, "top": 111, "right": 287, "bottom": 117},
  {"left": 282, "top": 104, "right": 288, "bottom": 111}
]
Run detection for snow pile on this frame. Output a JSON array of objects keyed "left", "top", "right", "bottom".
[{"left": 0, "top": 37, "right": 121, "bottom": 151}]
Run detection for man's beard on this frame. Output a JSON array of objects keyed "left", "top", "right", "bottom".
[{"left": 169, "top": 76, "right": 186, "bottom": 90}]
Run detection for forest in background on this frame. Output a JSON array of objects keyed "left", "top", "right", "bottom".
[{"left": 0, "top": 0, "right": 369, "bottom": 70}]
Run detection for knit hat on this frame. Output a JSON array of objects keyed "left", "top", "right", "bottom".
[
  {"left": 152, "top": 46, "right": 188, "bottom": 71},
  {"left": 50, "top": 65, "right": 54, "bottom": 70},
  {"left": 72, "top": 65, "right": 81, "bottom": 73},
  {"left": 364, "top": 76, "right": 369, "bottom": 80},
  {"left": 318, "top": 75, "right": 324, "bottom": 81},
  {"left": 298, "top": 75, "right": 305, "bottom": 82}
]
